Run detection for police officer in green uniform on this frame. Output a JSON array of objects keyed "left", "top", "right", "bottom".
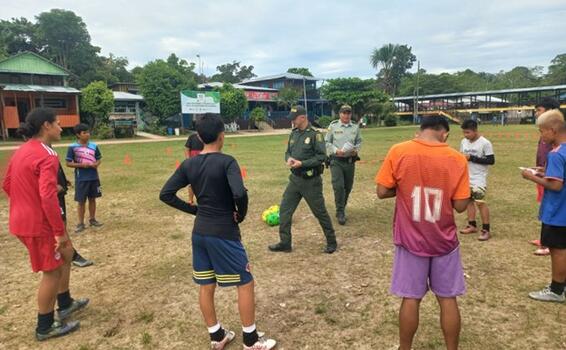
[
  {"left": 268, "top": 105, "right": 337, "bottom": 254},
  {"left": 325, "top": 105, "right": 362, "bottom": 225}
]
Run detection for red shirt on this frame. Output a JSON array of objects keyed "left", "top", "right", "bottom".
[
  {"left": 2, "top": 139, "right": 65, "bottom": 237},
  {"left": 376, "top": 139, "right": 470, "bottom": 257}
]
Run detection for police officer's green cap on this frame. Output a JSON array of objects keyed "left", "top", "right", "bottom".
[
  {"left": 287, "top": 105, "right": 306, "bottom": 120},
  {"left": 339, "top": 105, "right": 352, "bottom": 113}
]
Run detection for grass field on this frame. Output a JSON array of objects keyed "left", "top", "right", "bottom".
[{"left": 0, "top": 125, "right": 565, "bottom": 350}]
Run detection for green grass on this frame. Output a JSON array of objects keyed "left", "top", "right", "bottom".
[{"left": 1, "top": 125, "right": 565, "bottom": 349}]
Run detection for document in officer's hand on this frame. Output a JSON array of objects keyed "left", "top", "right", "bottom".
[{"left": 341, "top": 142, "right": 355, "bottom": 155}]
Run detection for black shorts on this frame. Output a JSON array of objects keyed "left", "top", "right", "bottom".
[
  {"left": 75, "top": 180, "right": 102, "bottom": 202},
  {"left": 540, "top": 223, "right": 566, "bottom": 249}
]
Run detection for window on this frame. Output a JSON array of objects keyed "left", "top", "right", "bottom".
[
  {"left": 35, "top": 98, "right": 67, "bottom": 109},
  {"left": 273, "top": 81, "right": 284, "bottom": 89}
]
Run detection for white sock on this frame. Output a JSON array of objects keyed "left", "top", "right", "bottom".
[
  {"left": 208, "top": 323, "right": 221, "bottom": 334},
  {"left": 242, "top": 324, "right": 256, "bottom": 333}
]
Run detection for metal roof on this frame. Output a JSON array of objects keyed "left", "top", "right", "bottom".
[
  {"left": 0, "top": 52, "right": 71, "bottom": 76},
  {"left": 198, "top": 82, "right": 278, "bottom": 92},
  {"left": 240, "top": 72, "right": 320, "bottom": 84},
  {"left": 0, "top": 84, "right": 80, "bottom": 93},
  {"left": 113, "top": 91, "right": 144, "bottom": 101},
  {"left": 394, "top": 84, "right": 566, "bottom": 101}
]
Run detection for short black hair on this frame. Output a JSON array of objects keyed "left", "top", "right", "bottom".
[
  {"left": 461, "top": 119, "right": 478, "bottom": 131},
  {"left": 420, "top": 115, "right": 449, "bottom": 132},
  {"left": 73, "top": 123, "right": 90, "bottom": 135},
  {"left": 17, "top": 108, "right": 57, "bottom": 138},
  {"left": 196, "top": 114, "right": 224, "bottom": 144},
  {"left": 535, "top": 97, "right": 560, "bottom": 110}
]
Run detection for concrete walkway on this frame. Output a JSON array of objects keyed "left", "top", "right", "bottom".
[
  {"left": 0, "top": 129, "right": 291, "bottom": 151},
  {"left": 135, "top": 131, "right": 167, "bottom": 139}
]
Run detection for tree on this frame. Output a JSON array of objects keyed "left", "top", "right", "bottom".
[
  {"left": 210, "top": 61, "right": 256, "bottom": 83},
  {"left": 276, "top": 86, "right": 301, "bottom": 108},
  {"left": 35, "top": 10, "right": 96, "bottom": 69},
  {"left": 370, "top": 43, "right": 416, "bottom": 95},
  {"left": 166, "top": 53, "right": 198, "bottom": 81},
  {"left": 320, "top": 77, "right": 390, "bottom": 120},
  {"left": 217, "top": 83, "right": 248, "bottom": 123},
  {"left": 287, "top": 67, "right": 313, "bottom": 77},
  {"left": 545, "top": 53, "right": 566, "bottom": 85},
  {"left": 80, "top": 81, "right": 114, "bottom": 128},
  {"left": 0, "top": 18, "right": 39, "bottom": 57},
  {"left": 137, "top": 59, "right": 196, "bottom": 123}
]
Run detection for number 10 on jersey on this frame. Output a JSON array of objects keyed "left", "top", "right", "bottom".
[{"left": 411, "top": 186, "right": 443, "bottom": 223}]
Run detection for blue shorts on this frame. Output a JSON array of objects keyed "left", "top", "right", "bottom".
[
  {"left": 192, "top": 233, "right": 253, "bottom": 287},
  {"left": 75, "top": 180, "right": 102, "bottom": 202}
]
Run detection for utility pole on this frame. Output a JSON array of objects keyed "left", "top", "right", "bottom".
[
  {"left": 302, "top": 77, "right": 308, "bottom": 117},
  {"left": 413, "top": 60, "right": 420, "bottom": 124},
  {"left": 196, "top": 54, "right": 202, "bottom": 83}
]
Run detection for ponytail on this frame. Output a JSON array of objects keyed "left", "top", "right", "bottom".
[{"left": 16, "top": 108, "right": 57, "bottom": 139}]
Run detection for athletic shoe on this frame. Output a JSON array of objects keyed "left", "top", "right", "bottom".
[
  {"left": 89, "top": 219, "right": 103, "bottom": 227},
  {"left": 534, "top": 247, "right": 550, "bottom": 256},
  {"left": 268, "top": 242, "right": 292, "bottom": 252},
  {"left": 459, "top": 225, "right": 477, "bottom": 234},
  {"left": 528, "top": 287, "right": 565, "bottom": 303},
  {"left": 36, "top": 320, "right": 80, "bottom": 341},
  {"left": 211, "top": 329, "right": 235, "bottom": 350},
  {"left": 72, "top": 254, "right": 94, "bottom": 268},
  {"left": 243, "top": 336, "right": 277, "bottom": 350},
  {"left": 529, "top": 239, "right": 542, "bottom": 247},
  {"left": 75, "top": 223, "right": 86, "bottom": 234},
  {"left": 57, "top": 298, "right": 90, "bottom": 320},
  {"left": 478, "top": 230, "right": 491, "bottom": 241}
]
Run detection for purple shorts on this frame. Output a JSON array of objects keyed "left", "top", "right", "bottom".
[{"left": 390, "top": 245, "right": 466, "bottom": 299}]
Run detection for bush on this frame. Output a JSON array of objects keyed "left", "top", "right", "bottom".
[
  {"left": 384, "top": 114, "right": 398, "bottom": 127},
  {"left": 249, "top": 107, "right": 267, "bottom": 127},
  {"left": 316, "top": 115, "right": 337, "bottom": 128},
  {"left": 93, "top": 123, "right": 114, "bottom": 139},
  {"left": 143, "top": 119, "right": 167, "bottom": 136}
]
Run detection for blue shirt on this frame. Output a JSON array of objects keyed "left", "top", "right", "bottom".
[
  {"left": 66, "top": 142, "right": 102, "bottom": 182},
  {"left": 540, "top": 143, "right": 566, "bottom": 227}
]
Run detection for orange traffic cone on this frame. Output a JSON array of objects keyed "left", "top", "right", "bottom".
[
  {"left": 175, "top": 159, "right": 181, "bottom": 169},
  {"left": 123, "top": 154, "right": 133, "bottom": 166},
  {"left": 241, "top": 166, "right": 247, "bottom": 180}
]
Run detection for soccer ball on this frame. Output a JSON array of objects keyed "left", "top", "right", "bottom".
[
  {"left": 266, "top": 212, "right": 280, "bottom": 226},
  {"left": 262, "top": 205, "right": 280, "bottom": 223}
]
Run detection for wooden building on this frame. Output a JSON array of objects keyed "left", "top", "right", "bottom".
[{"left": 0, "top": 52, "right": 80, "bottom": 140}]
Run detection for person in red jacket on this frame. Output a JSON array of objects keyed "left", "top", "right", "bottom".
[{"left": 2, "top": 108, "right": 89, "bottom": 341}]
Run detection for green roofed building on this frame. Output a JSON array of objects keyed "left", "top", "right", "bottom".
[{"left": 0, "top": 51, "right": 80, "bottom": 139}]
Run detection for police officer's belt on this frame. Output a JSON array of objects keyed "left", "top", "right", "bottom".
[
  {"left": 291, "top": 165, "right": 323, "bottom": 179},
  {"left": 331, "top": 156, "right": 359, "bottom": 163}
]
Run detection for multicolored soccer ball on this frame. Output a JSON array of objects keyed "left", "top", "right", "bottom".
[
  {"left": 266, "top": 212, "right": 280, "bottom": 226},
  {"left": 262, "top": 205, "right": 280, "bottom": 226}
]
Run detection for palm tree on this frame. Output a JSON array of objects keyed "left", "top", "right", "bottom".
[{"left": 370, "top": 44, "right": 398, "bottom": 94}]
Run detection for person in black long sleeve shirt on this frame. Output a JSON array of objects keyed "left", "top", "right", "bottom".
[
  {"left": 459, "top": 119, "right": 495, "bottom": 241},
  {"left": 159, "top": 114, "right": 276, "bottom": 350}
]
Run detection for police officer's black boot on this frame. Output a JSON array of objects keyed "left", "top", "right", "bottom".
[
  {"left": 337, "top": 211, "right": 346, "bottom": 225},
  {"left": 268, "top": 242, "right": 292, "bottom": 253},
  {"left": 324, "top": 243, "right": 337, "bottom": 254}
]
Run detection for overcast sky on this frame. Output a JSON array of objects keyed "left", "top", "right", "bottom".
[{"left": 3, "top": 0, "right": 566, "bottom": 79}]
